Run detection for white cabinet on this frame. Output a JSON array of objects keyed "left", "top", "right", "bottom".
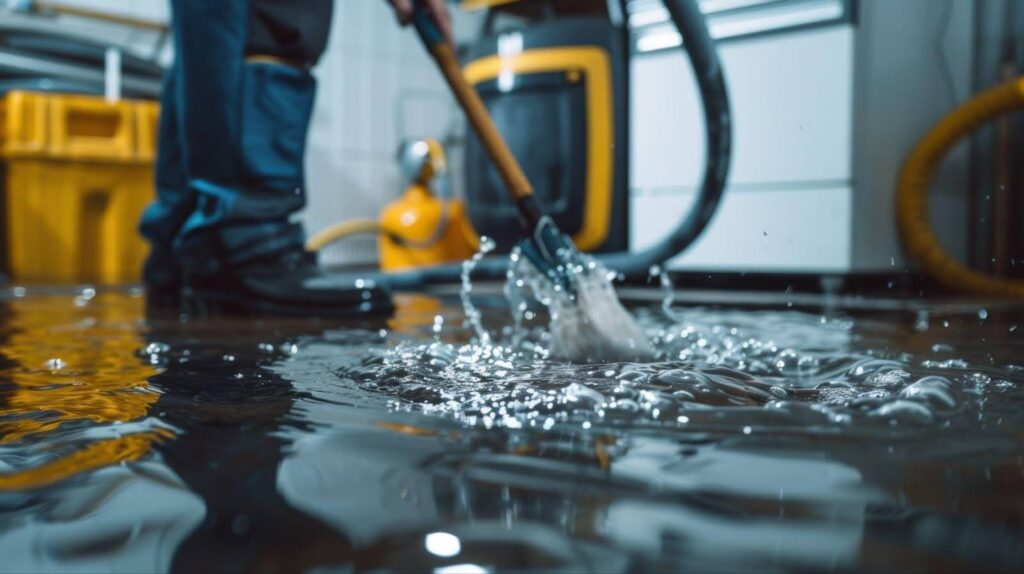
[{"left": 629, "top": 0, "right": 974, "bottom": 274}]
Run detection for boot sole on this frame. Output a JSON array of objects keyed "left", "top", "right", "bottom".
[{"left": 181, "top": 286, "right": 394, "bottom": 319}]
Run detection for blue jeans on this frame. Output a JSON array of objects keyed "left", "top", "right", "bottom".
[{"left": 140, "top": 0, "right": 332, "bottom": 287}]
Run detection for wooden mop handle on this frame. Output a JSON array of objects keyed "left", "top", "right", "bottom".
[{"left": 412, "top": 6, "right": 535, "bottom": 205}]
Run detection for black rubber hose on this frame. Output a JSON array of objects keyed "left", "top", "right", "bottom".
[
  {"left": 598, "top": 0, "right": 731, "bottom": 276},
  {"left": 332, "top": 0, "right": 731, "bottom": 291}
]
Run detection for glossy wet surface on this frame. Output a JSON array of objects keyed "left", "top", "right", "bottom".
[{"left": 1, "top": 287, "right": 1023, "bottom": 572}]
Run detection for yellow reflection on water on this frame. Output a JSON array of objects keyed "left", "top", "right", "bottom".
[{"left": 0, "top": 292, "right": 169, "bottom": 490}]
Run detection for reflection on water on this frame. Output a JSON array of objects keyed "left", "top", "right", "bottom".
[
  {"left": 0, "top": 292, "right": 171, "bottom": 489},
  {"left": 0, "top": 287, "right": 1023, "bottom": 572}
]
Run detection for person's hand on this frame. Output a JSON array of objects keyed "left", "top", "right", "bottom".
[{"left": 388, "top": 0, "right": 454, "bottom": 45}]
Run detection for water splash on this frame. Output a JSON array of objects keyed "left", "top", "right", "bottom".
[
  {"left": 369, "top": 242, "right": 1024, "bottom": 438},
  {"left": 649, "top": 264, "right": 684, "bottom": 322},
  {"left": 340, "top": 300, "right": 1024, "bottom": 440},
  {"left": 460, "top": 236, "right": 496, "bottom": 345},
  {"left": 506, "top": 249, "right": 654, "bottom": 362}
]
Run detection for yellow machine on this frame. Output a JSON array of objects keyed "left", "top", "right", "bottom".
[
  {"left": 306, "top": 138, "right": 479, "bottom": 272},
  {"left": 0, "top": 91, "right": 159, "bottom": 284}
]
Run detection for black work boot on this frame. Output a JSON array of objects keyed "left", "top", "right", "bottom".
[
  {"left": 144, "top": 249, "right": 184, "bottom": 318},
  {"left": 181, "top": 249, "right": 393, "bottom": 318}
]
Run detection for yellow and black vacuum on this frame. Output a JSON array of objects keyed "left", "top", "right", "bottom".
[
  {"left": 459, "top": 0, "right": 631, "bottom": 255},
  {"left": 311, "top": 0, "right": 732, "bottom": 290}
]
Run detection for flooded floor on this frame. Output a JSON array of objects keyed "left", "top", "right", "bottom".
[{"left": 1, "top": 286, "right": 1023, "bottom": 572}]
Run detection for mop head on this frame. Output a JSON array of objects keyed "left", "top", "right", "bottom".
[{"left": 509, "top": 244, "right": 655, "bottom": 364}]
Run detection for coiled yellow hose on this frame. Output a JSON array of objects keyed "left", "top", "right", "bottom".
[{"left": 897, "top": 77, "right": 1024, "bottom": 297}]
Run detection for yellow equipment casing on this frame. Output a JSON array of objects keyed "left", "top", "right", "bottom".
[
  {"left": 378, "top": 184, "right": 479, "bottom": 272},
  {"left": 0, "top": 91, "right": 158, "bottom": 284},
  {"left": 459, "top": 15, "right": 630, "bottom": 255}
]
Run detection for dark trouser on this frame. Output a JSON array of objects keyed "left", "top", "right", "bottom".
[{"left": 140, "top": 0, "right": 334, "bottom": 288}]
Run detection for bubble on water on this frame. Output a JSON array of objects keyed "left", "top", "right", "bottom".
[
  {"left": 45, "top": 358, "right": 66, "bottom": 370},
  {"left": 967, "top": 372, "right": 992, "bottom": 387},
  {"left": 867, "top": 369, "right": 911, "bottom": 387},
  {"left": 914, "top": 310, "right": 930, "bottom": 332},
  {"left": 921, "top": 358, "right": 970, "bottom": 369},
  {"left": 899, "top": 376, "right": 955, "bottom": 408},
  {"left": 12, "top": 286, "right": 27, "bottom": 298},
  {"left": 145, "top": 342, "right": 170, "bottom": 354},
  {"left": 871, "top": 400, "right": 934, "bottom": 424},
  {"left": 563, "top": 383, "right": 606, "bottom": 408},
  {"left": 978, "top": 309, "right": 988, "bottom": 320},
  {"left": 816, "top": 381, "right": 857, "bottom": 405}
]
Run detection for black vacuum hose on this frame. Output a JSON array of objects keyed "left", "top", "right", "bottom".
[
  {"left": 599, "top": 0, "right": 731, "bottom": 276},
  {"left": 337, "top": 0, "right": 731, "bottom": 291}
]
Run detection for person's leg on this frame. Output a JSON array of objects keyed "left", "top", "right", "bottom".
[
  {"left": 162, "top": 0, "right": 391, "bottom": 316},
  {"left": 139, "top": 63, "right": 193, "bottom": 300},
  {"left": 159, "top": 0, "right": 281, "bottom": 275}
]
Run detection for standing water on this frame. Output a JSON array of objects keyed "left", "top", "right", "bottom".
[{"left": 0, "top": 282, "right": 1023, "bottom": 572}]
